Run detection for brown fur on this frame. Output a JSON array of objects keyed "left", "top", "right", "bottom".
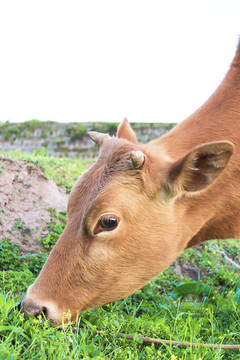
[{"left": 22, "top": 39, "right": 240, "bottom": 324}]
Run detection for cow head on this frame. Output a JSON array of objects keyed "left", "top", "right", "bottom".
[{"left": 21, "top": 119, "right": 234, "bottom": 323}]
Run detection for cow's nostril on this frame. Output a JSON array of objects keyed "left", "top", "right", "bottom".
[
  {"left": 42, "top": 306, "right": 48, "bottom": 319},
  {"left": 30, "top": 307, "right": 43, "bottom": 317},
  {"left": 28, "top": 306, "right": 50, "bottom": 319}
]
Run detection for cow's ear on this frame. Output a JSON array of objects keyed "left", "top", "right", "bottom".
[
  {"left": 164, "top": 141, "right": 234, "bottom": 197},
  {"left": 117, "top": 118, "right": 138, "bottom": 144}
]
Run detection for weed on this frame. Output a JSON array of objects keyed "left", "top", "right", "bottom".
[
  {"left": 20, "top": 253, "right": 47, "bottom": 276},
  {"left": 14, "top": 218, "right": 31, "bottom": 237},
  {"left": 41, "top": 208, "right": 67, "bottom": 250},
  {"left": 0, "top": 239, "right": 21, "bottom": 270},
  {"left": 0, "top": 163, "right": 4, "bottom": 175}
]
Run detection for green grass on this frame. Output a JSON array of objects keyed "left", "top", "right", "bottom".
[{"left": 0, "top": 150, "right": 240, "bottom": 359}]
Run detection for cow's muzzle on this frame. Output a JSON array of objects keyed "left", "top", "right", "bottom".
[{"left": 20, "top": 292, "right": 48, "bottom": 319}]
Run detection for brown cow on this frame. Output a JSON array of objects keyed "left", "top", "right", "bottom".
[{"left": 21, "top": 39, "right": 240, "bottom": 324}]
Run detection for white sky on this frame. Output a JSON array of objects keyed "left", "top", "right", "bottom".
[{"left": 0, "top": 0, "right": 239, "bottom": 123}]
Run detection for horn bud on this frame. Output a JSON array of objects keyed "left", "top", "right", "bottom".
[
  {"left": 88, "top": 131, "right": 110, "bottom": 146},
  {"left": 130, "top": 150, "right": 145, "bottom": 169}
]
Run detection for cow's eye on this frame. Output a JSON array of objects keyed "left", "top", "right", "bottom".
[
  {"left": 94, "top": 214, "right": 119, "bottom": 234},
  {"left": 100, "top": 216, "right": 118, "bottom": 229}
]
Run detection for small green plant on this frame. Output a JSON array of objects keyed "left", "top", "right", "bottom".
[
  {"left": 169, "top": 279, "right": 216, "bottom": 302},
  {"left": 20, "top": 253, "right": 47, "bottom": 275},
  {"left": 0, "top": 293, "right": 15, "bottom": 317},
  {"left": 14, "top": 218, "right": 31, "bottom": 233},
  {"left": 41, "top": 208, "right": 67, "bottom": 250},
  {"left": 0, "top": 238, "right": 21, "bottom": 270},
  {"left": 0, "top": 163, "right": 4, "bottom": 175}
]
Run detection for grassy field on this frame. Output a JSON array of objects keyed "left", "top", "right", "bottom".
[{"left": 1, "top": 150, "right": 240, "bottom": 359}]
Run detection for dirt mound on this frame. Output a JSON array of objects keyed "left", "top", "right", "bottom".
[{"left": 0, "top": 157, "right": 69, "bottom": 254}]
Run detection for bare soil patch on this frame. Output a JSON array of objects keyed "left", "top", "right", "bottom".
[
  {"left": 174, "top": 262, "right": 199, "bottom": 281},
  {"left": 0, "top": 157, "right": 69, "bottom": 254}
]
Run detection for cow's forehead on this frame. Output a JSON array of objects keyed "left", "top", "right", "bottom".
[
  {"left": 68, "top": 139, "right": 142, "bottom": 215},
  {"left": 98, "top": 137, "right": 139, "bottom": 164}
]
